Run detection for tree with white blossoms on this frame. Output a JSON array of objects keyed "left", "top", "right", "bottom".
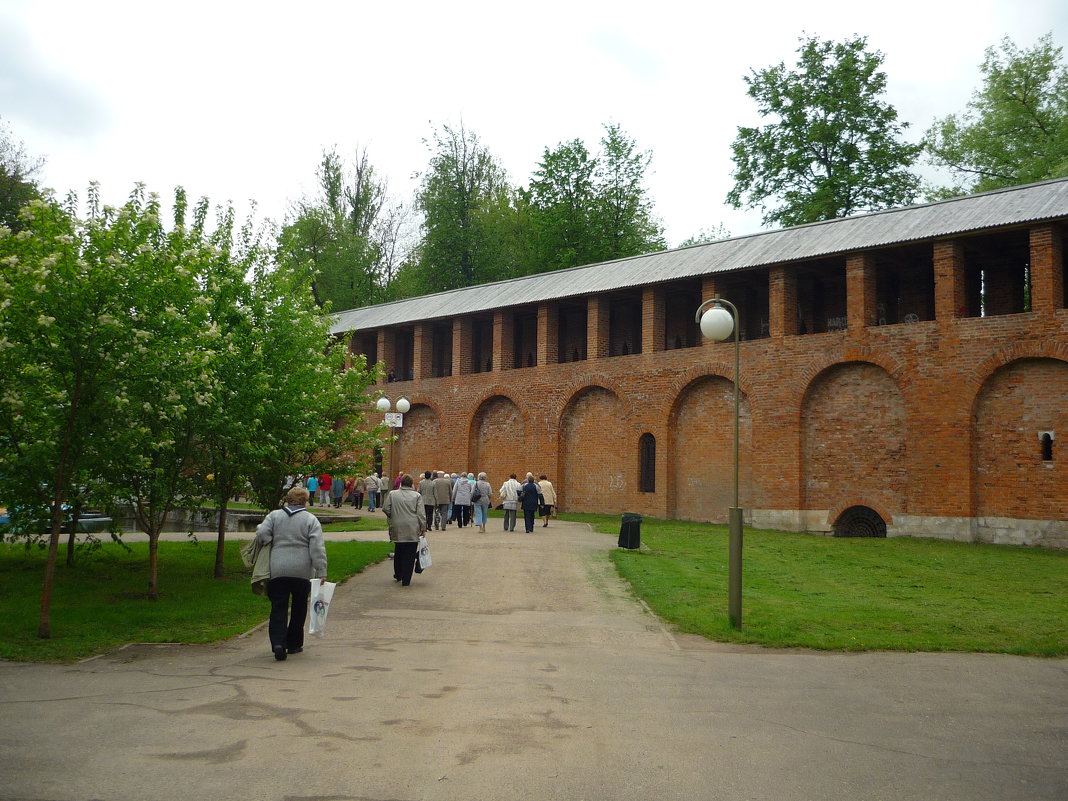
[
  {"left": 199, "top": 199, "right": 382, "bottom": 578},
  {"left": 0, "top": 185, "right": 193, "bottom": 632}
]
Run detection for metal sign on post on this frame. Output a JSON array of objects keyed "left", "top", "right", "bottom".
[{"left": 384, "top": 412, "right": 404, "bottom": 428}]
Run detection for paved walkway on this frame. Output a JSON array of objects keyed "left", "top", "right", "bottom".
[{"left": 1, "top": 520, "right": 1065, "bottom": 801}]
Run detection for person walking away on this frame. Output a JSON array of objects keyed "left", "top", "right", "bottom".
[
  {"left": 418, "top": 470, "right": 436, "bottom": 531},
  {"left": 432, "top": 470, "right": 452, "bottom": 529},
  {"left": 498, "top": 473, "right": 521, "bottom": 531},
  {"left": 331, "top": 474, "right": 345, "bottom": 508},
  {"left": 383, "top": 474, "right": 426, "bottom": 586},
  {"left": 472, "top": 472, "right": 492, "bottom": 532},
  {"left": 318, "top": 473, "right": 332, "bottom": 506},
  {"left": 364, "top": 471, "right": 381, "bottom": 512},
  {"left": 253, "top": 486, "right": 328, "bottom": 661},
  {"left": 305, "top": 474, "right": 318, "bottom": 506},
  {"left": 538, "top": 474, "right": 557, "bottom": 527},
  {"left": 517, "top": 473, "right": 544, "bottom": 533},
  {"left": 451, "top": 471, "right": 473, "bottom": 528}
]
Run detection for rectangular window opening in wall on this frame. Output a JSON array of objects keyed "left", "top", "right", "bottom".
[
  {"left": 472, "top": 317, "right": 494, "bottom": 373},
  {"left": 795, "top": 259, "right": 847, "bottom": 334},
  {"left": 431, "top": 323, "right": 452, "bottom": 378},
  {"left": 963, "top": 230, "right": 1031, "bottom": 317},
  {"left": 394, "top": 328, "right": 414, "bottom": 381},
  {"left": 353, "top": 332, "right": 378, "bottom": 372},
  {"left": 558, "top": 302, "right": 588, "bottom": 362},
  {"left": 875, "top": 245, "right": 935, "bottom": 325},
  {"left": 714, "top": 270, "right": 771, "bottom": 340},
  {"left": 665, "top": 280, "right": 703, "bottom": 348},
  {"left": 513, "top": 310, "right": 538, "bottom": 368},
  {"left": 608, "top": 292, "right": 643, "bottom": 356}
]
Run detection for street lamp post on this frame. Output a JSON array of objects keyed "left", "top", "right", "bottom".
[
  {"left": 695, "top": 295, "right": 743, "bottom": 630},
  {"left": 375, "top": 396, "right": 410, "bottom": 491}
]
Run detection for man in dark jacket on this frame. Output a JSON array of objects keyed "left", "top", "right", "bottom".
[{"left": 517, "top": 473, "right": 544, "bottom": 533}]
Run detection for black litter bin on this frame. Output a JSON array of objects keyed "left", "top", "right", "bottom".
[{"left": 618, "top": 513, "right": 642, "bottom": 549}]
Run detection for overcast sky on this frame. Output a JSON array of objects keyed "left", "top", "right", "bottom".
[{"left": 2, "top": 0, "right": 1067, "bottom": 248}]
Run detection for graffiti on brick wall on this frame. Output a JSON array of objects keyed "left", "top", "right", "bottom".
[{"left": 607, "top": 474, "right": 625, "bottom": 491}]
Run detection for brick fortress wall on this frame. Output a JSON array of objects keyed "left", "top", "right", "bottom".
[{"left": 352, "top": 224, "right": 1068, "bottom": 548}]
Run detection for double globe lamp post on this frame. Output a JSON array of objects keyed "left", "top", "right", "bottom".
[
  {"left": 695, "top": 296, "right": 744, "bottom": 630},
  {"left": 375, "top": 396, "right": 410, "bottom": 487}
]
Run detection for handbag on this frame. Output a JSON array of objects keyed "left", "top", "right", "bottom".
[
  {"left": 307, "top": 580, "right": 337, "bottom": 637},
  {"left": 416, "top": 535, "right": 432, "bottom": 570},
  {"left": 471, "top": 485, "right": 483, "bottom": 503}
]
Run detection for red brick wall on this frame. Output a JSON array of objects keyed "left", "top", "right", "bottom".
[
  {"left": 560, "top": 386, "right": 628, "bottom": 514},
  {"left": 470, "top": 395, "right": 525, "bottom": 487},
  {"left": 973, "top": 358, "right": 1068, "bottom": 520}
]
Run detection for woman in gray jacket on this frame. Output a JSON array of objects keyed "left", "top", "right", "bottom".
[
  {"left": 383, "top": 474, "right": 426, "bottom": 585},
  {"left": 254, "top": 486, "right": 328, "bottom": 661}
]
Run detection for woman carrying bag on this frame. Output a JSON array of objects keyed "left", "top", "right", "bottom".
[{"left": 383, "top": 474, "right": 426, "bottom": 586}]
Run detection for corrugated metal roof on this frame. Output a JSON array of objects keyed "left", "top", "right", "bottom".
[{"left": 330, "top": 177, "right": 1068, "bottom": 334}]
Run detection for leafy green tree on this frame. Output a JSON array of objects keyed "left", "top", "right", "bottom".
[
  {"left": 925, "top": 34, "right": 1068, "bottom": 196},
  {"left": 411, "top": 122, "right": 515, "bottom": 293},
  {"left": 727, "top": 35, "right": 922, "bottom": 228},
  {"left": 0, "top": 117, "right": 43, "bottom": 230},
  {"left": 593, "top": 123, "right": 666, "bottom": 258},
  {"left": 279, "top": 147, "right": 408, "bottom": 312},
  {"left": 523, "top": 125, "right": 664, "bottom": 274}
]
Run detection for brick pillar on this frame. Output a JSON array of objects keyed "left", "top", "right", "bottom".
[
  {"left": 1030, "top": 224, "right": 1065, "bottom": 312},
  {"left": 588, "top": 296, "right": 610, "bottom": 359},
  {"left": 846, "top": 252, "right": 878, "bottom": 332},
  {"left": 768, "top": 267, "right": 797, "bottom": 337},
  {"left": 934, "top": 240, "right": 967, "bottom": 321},
  {"left": 453, "top": 317, "right": 473, "bottom": 376},
  {"left": 412, "top": 323, "right": 433, "bottom": 380},
  {"left": 537, "top": 303, "right": 559, "bottom": 366},
  {"left": 493, "top": 310, "right": 515, "bottom": 371},
  {"left": 642, "top": 286, "right": 666, "bottom": 353},
  {"left": 377, "top": 329, "right": 396, "bottom": 382}
]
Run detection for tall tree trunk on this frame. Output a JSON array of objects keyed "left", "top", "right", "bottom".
[
  {"left": 215, "top": 492, "right": 230, "bottom": 580},
  {"left": 147, "top": 530, "right": 159, "bottom": 601},
  {"left": 38, "top": 492, "right": 67, "bottom": 639},
  {"left": 65, "top": 500, "right": 82, "bottom": 568}
]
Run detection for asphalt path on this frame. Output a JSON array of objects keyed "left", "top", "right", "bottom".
[{"left": 1, "top": 518, "right": 1065, "bottom": 801}]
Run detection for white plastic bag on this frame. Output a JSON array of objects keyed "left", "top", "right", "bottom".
[
  {"left": 307, "top": 580, "right": 337, "bottom": 638},
  {"left": 417, "top": 535, "right": 432, "bottom": 570}
]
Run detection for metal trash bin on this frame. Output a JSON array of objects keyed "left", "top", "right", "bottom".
[{"left": 618, "top": 513, "right": 642, "bottom": 549}]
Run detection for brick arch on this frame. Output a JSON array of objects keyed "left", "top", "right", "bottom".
[
  {"left": 558, "top": 383, "right": 630, "bottom": 515},
  {"left": 468, "top": 393, "right": 527, "bottom": 485},
  {"left": 553, "top": 373, "right": 637, "bottom": 426},
  {"left": 800, "top": 361, "right": 908, "bottom": 520},
  {"left": 971, "top": 356, "right": 1068, "bottom": 524},
  {"left": 466, "top": 385, "right": 532, "bottom": 437},
  {"left": 392, "top": 401, "right": 442, "bottom": 477},
  {"left": 666, "top": 373, "right": 754, "bottom": 522},
  {"left": 663, "top": 361, "right": 756, "bottom": 430},
  {"left": 792, "top": 346, "right": 911, "bottom": 410},
  {"left": 966, "top": 342, "right": 1068, "bottom": 405},
  {"left": 826, "top": 501, "right": 894, "bottom": 528}
]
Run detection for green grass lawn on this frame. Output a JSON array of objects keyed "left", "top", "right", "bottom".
[
  {"left": 0, "top": 538, "right": 393, "bottom": 663},
  {"left": 563, "top": 513, "right": 1068, "bottom": 656}
]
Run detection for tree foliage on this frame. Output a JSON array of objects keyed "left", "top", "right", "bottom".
[
  {"left": 0, "top": 183, "right": 382, "bottom": 632},
  {"left": 408, "top": 123, "right": 516, "bottom": 294},
  {"left": 278, "top": 147, "right": 409, "bottom": 312},
  {"left": 523, "top": 124, "right": 665, "bottom": 273},
  {"left": 0, "top": 117, "right": 43, "bottom": 231},
  {"left": 925, "top": 34, "right": 1068, "bottom": 196},
  {"left": 727, "top": 35, "right": 922, "bottom": 228}
]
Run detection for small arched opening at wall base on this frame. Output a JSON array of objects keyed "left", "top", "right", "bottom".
[{"left": 833, "top": 506, "right": 888, "bottom": 538}]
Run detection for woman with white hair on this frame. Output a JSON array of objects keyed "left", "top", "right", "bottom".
[{"left": 472, "top": 472, "right": 493, "bottom": 532}]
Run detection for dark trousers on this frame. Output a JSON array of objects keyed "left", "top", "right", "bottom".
[
  {"left": 524, "top": 508, "right": 536, "bottom": 532},
  {"left": 503, "top": 508, "right": 517, "bottom": 530},
  {"left": 455, "top": 504, "right": 470, "bottom": 528},
  {"left": 394, "top": 541, "right": 418, "bottom": 585},
  {"left": 266, "top": 576, "right": 311, "bottom": 651},
  {"left": 424, "top": 504, "right": 434, "bottom": 530},
  {"left": 435, "top": 503, "right": 449, "bottom": 529}
]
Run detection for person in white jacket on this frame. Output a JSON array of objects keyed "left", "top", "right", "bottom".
[{"left": 498, "top": 473, "right": 522, "bottom": 532}]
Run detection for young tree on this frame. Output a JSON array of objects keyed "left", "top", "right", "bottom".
[
  {"left": 925, "top": 34, "right": 1068, "bottom": 196},
  {"left": 727, "top": 35, "right": 922, "bottom": 228},
  {"left": 592, "top": 123, "right": 666, "bottom": 259},
  {"left": 278, "top": 147, "right": 409, "bottom": 312},
  {"left": 413, "top": 122, "right": 515, "bottom": 293}
]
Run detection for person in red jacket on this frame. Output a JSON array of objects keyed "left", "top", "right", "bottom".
[{"left": 318, "top": 474, "right": 332, "bottom": 506}]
